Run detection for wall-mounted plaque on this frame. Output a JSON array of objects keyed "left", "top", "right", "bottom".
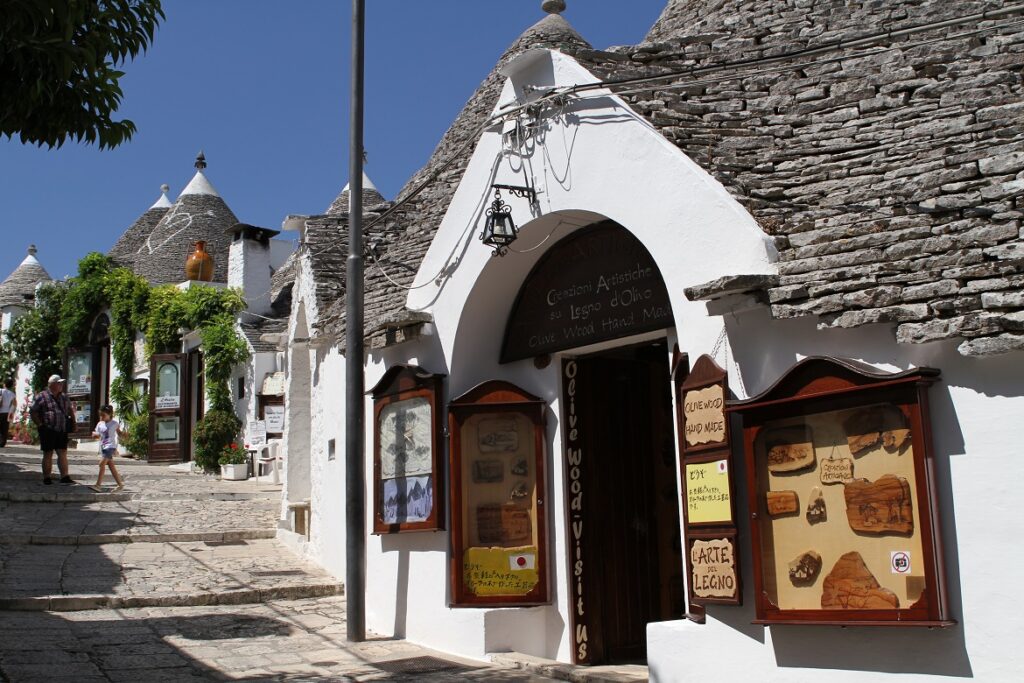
[
  {"left": 502, "top": 221, "right": 673, "bottom": 362},
  {"left": 732, "top": 357, "right": 953, "bottom": 627},
  {"left": 449, "top": 381, "right": 548, "bottom": 607},
  {"left": 689, "top": 534, "right": 740, "bottom": 602},
  {"left": 683, "top": 384, "right": 726, "bottom": 448},
  {"left": 371, "top": 365, "right": 445, "bottom": 534}
]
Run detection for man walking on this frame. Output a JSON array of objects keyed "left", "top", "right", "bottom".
[
  {"left": 29, "top": 375, "right": 76, "bottom": 485},
  {"left": 0, "top": 379, "right": 15, "bottom": 448}
]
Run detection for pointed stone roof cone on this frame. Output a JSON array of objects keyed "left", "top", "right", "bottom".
[
  {"left": 132, "top": 153, "right": 239, "bottom": 284},
  {"left": 0, "top": 245, "right": 53, "bottom": 308},
  {"left": 108, "top": 184, "right": 173, "bottom": 269},
  {"left": 319, "top": 2, "right": 591, "bottom": 343},
  {"left": 325, "top": 171, "right": 388, "bottom": 216}
]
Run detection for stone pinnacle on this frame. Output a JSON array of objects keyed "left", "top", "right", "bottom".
[{"left": 542, "top": 0, "right": 566, "bottom": 15}]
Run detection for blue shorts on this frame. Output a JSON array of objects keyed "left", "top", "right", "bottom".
[{"left": 101, "top": 448, "right": 116, "bottom": 459}]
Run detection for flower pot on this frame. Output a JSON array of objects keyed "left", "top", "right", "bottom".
[
  {"left": 220, "top": 463, "right": 248, "bottom": 481},
  {"left": 185, "top": 240, "right": 215, "bottom": 282}
]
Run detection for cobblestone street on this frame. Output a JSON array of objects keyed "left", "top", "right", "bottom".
[{"left": 0, "top": 445, "right": 560, "bottom": 681}]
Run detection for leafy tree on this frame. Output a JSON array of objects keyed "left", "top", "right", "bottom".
[{"left": 1, "top": 0, "right": 164, "bottom": 149}]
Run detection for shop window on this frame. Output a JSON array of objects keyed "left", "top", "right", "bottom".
[
  {"left": 731, "top": 357, "right": 953, "bottom": 627},
  {"left": 448, "top": 380, "right": 548, "bottom": 607}
]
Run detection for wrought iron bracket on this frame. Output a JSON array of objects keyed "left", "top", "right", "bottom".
[{"left": 491, "top": 183, "right": 537, "bottom": 204}]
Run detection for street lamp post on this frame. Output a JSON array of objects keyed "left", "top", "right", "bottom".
[{"left": 346, "top": 0, "right": 367, "bottom": 643}]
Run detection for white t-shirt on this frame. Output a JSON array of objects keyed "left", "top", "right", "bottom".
[
  {"left": 0, "top": 388, "right": 15, "bottom": 414},
  {"left": 95, "top": 419, "right": 120, "bottom": 450}
]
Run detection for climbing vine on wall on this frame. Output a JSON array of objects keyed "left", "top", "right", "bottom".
[{"left": 9, "top": 252, "right": 250, "bottom": 425}]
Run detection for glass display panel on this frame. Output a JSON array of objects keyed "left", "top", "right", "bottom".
[
  {"left": 155, "top": 417, "right": 179, "bottom": 443},
  {"left": 155, "top": 361, "right": 181, "bottom": 409},
  {"left": 755, "top": 402, "right": 925, "bottom": 612},
  {"left": 67, "top": 352, "right": 92, "bottom": 395},
  {"left": 378, "top": 397, "right": 433, "bottom": 525},
  {"left": 459, "top": 411, "right": 540, "bottom": 598}
]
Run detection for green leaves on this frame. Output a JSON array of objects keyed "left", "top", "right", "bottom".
[{"left": 0, "top": 0, "right": 164, "bottom": 149}]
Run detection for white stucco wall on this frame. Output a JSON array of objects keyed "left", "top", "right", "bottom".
[
  {"left": 293, "top": 46, "right": 1022, "bottom": 681},
  {"left": 647, "top": 309, "right": 1023, "bottom": 682}
]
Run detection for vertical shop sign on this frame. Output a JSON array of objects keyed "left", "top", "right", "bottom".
[
  {"left": 676, "top": 354, "right": 742, "bottom": 615},
  {"left": 562, "top": 358, "right": 590, "bottom": 663}
]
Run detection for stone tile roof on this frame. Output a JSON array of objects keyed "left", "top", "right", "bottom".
[
  {"left": 240, "top": 318, "right": 287, "bottom": 353},
  {"left": 564, "top": 0, "right": 1024, "bottom": 356},
  {"left": 128, "top": 170, "right": 238, "bottom": 285},
  {"left": 319, "top": 12, "right": 591, "bottom": 347},
  {"left": 269, "top": 251, "right": 298, "bottom": 317},
  {"left": 107, "top": 189, "right": 171, "bottom": 271},
  {"left": 0, "top": 245, "right": 51, "bottom": 308}
]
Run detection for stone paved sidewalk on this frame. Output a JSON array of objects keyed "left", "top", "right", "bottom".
[
  {"left": 0, "top": 446, "right": 566, "bottom": 681},
  {"left": 0, "top": 596, "right": 557, "bottom": 682}
]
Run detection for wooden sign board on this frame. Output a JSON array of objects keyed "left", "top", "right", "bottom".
[
  {"left": 675, "top": 352, "right": 742, "bottom": 612},
  {"left": 679, "top": 355, "right": 730, "bottom": 455},
  {"left": 688, "top": 533, "right": 740, "bottom": 603},
  {"left": 502, "top": 222, "right": 673, "bottom": 362}
]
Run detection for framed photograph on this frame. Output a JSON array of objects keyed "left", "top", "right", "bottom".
[
  {"left": 448, "top": 380, "right": 548, "bottom": 607},
  {"left": 371, "top": 365, "right": 445, "bottom": 534}
]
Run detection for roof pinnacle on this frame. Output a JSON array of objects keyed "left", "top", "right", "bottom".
[
  {"left": 542, "top": 0, "right": 566, "bottom": 14},
  {"left": 28, "top": 244, "right": 37, "bottom": 256},
  {"left": 195, "top": 150, "right": 207, "bottom": 171}
]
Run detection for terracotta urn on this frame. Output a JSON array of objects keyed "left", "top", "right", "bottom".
[{"left": 185, "top": 241, "right": 214, "bottom": 282}]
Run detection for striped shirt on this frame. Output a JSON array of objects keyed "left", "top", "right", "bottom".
[{"left": 30, "top": 390, "right": 73, "bottom": 432}]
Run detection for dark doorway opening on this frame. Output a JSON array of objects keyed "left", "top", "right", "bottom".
[{"left": 574, "top": 340, "right": 684, "bottom": 664}]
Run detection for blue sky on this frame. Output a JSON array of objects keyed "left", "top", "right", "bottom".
[{"left": 0, "top": 1, "right": 666, "bottom": 282}]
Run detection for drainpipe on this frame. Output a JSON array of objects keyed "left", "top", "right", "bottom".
[{"left": 345, "top": 0, "right": 367, "bottom": 643}]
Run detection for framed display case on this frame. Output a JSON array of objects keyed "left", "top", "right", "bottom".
[
  {"left": 371, "top": 365, "right": 445, "bottom": 534},
  {"left": 730, "top": 357, "right": 953, "bottom": 627},
  {"left": 448, "top": 380, "right": 548, "bottom": 607}
]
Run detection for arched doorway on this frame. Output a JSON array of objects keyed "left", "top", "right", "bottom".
[{"left": 453, "top": 218, "right": 685, "bottom": 664}]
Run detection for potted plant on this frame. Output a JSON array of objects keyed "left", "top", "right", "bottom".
[{"left": 219, "top": 442, "right": 248, "bottom": 480}]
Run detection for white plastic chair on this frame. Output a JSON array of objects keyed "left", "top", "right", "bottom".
[{"left": 255, "top": 440, "right": 282, "bottom": 484}]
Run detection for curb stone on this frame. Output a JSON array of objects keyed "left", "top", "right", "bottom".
[
  {"left": 0, "top": 583, "right": 344, "bottom": 612},
  {"left": 0, "top": 529, "right": 276, "bottom": 545}
]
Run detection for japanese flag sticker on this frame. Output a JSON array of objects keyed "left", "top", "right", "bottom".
[
  {"left": 717, "top": 460, "right": 728, "bottom": 474},
  {"left": 509, "top": 553, "right": 536, "bottom": 571}
]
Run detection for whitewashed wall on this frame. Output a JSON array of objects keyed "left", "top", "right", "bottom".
[{"left": 648, "top": 309, "right": 1023, "bottom": 683}]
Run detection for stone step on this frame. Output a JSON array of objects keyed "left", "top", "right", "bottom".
[
  {"left": 0, "top": 490, "right": 279, "bottom": 503},
  {"left": 0, "top": 538, "right": 339, "bottom": 613},
  {"left": 490, "top": 652, "right": 649, "bottom": 682},
  {"left": 0, "top": 529, "right": 276, "bottom": 546},
  {"left": 0, "top": 583, "right": 343, "bottom": 612}
]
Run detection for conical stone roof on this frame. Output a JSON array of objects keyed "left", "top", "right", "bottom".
[
  {"left": 129, "top": 155, "right": 238, "bottom": 285},
  {"left": 108, "top": 185, "right": 172, "bottom": 270},
  {"left": 320, "top": 6, "right": 591, "bottom": 343},
  {"left": 325, "top": 172, "right": 389, "bottom": 216},
  {"left": 0, "top": 245, "right": 52, "bottom": 308}
]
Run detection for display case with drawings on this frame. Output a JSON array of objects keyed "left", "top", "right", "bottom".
[{"left": 730, "top": 357, "right": 954, "bottom": 627}]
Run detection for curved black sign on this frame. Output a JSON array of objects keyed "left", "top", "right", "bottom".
[{"left": 502, "top": 222, "right": 673, "bottom": 362}]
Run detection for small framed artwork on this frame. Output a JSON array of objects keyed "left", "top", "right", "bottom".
[{"left": 371, "top": 365, "right": 445, "bottom": 534}]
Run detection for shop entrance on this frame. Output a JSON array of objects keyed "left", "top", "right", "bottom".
[{"left": 569, "top": 340, "right": 684, "bottom": 664}]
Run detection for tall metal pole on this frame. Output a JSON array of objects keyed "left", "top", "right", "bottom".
[{"left": 345, "top": 0, "right": 367, "bottom": 643}]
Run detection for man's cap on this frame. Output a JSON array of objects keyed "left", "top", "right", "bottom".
[{"left": 47, "top": 374, "right": 66, "bottom": 384}]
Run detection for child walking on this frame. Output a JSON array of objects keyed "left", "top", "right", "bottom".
[{"left": 91, "top": 405, "right": 125, "bottom": 492}]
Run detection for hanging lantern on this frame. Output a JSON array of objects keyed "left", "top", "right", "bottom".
[{"left": 481, "top": 188, "right": 518, "bottom": 257}]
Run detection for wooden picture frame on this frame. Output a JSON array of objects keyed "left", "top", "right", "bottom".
[
  {"left": 448, "top": 380, "right": 548, "bottom": 607},
  {"left": 371, "top": 365, "right": 445, "bottom": 535},
  {"left": 730, "top": 357, "right": 954, "bottom": 627}
]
